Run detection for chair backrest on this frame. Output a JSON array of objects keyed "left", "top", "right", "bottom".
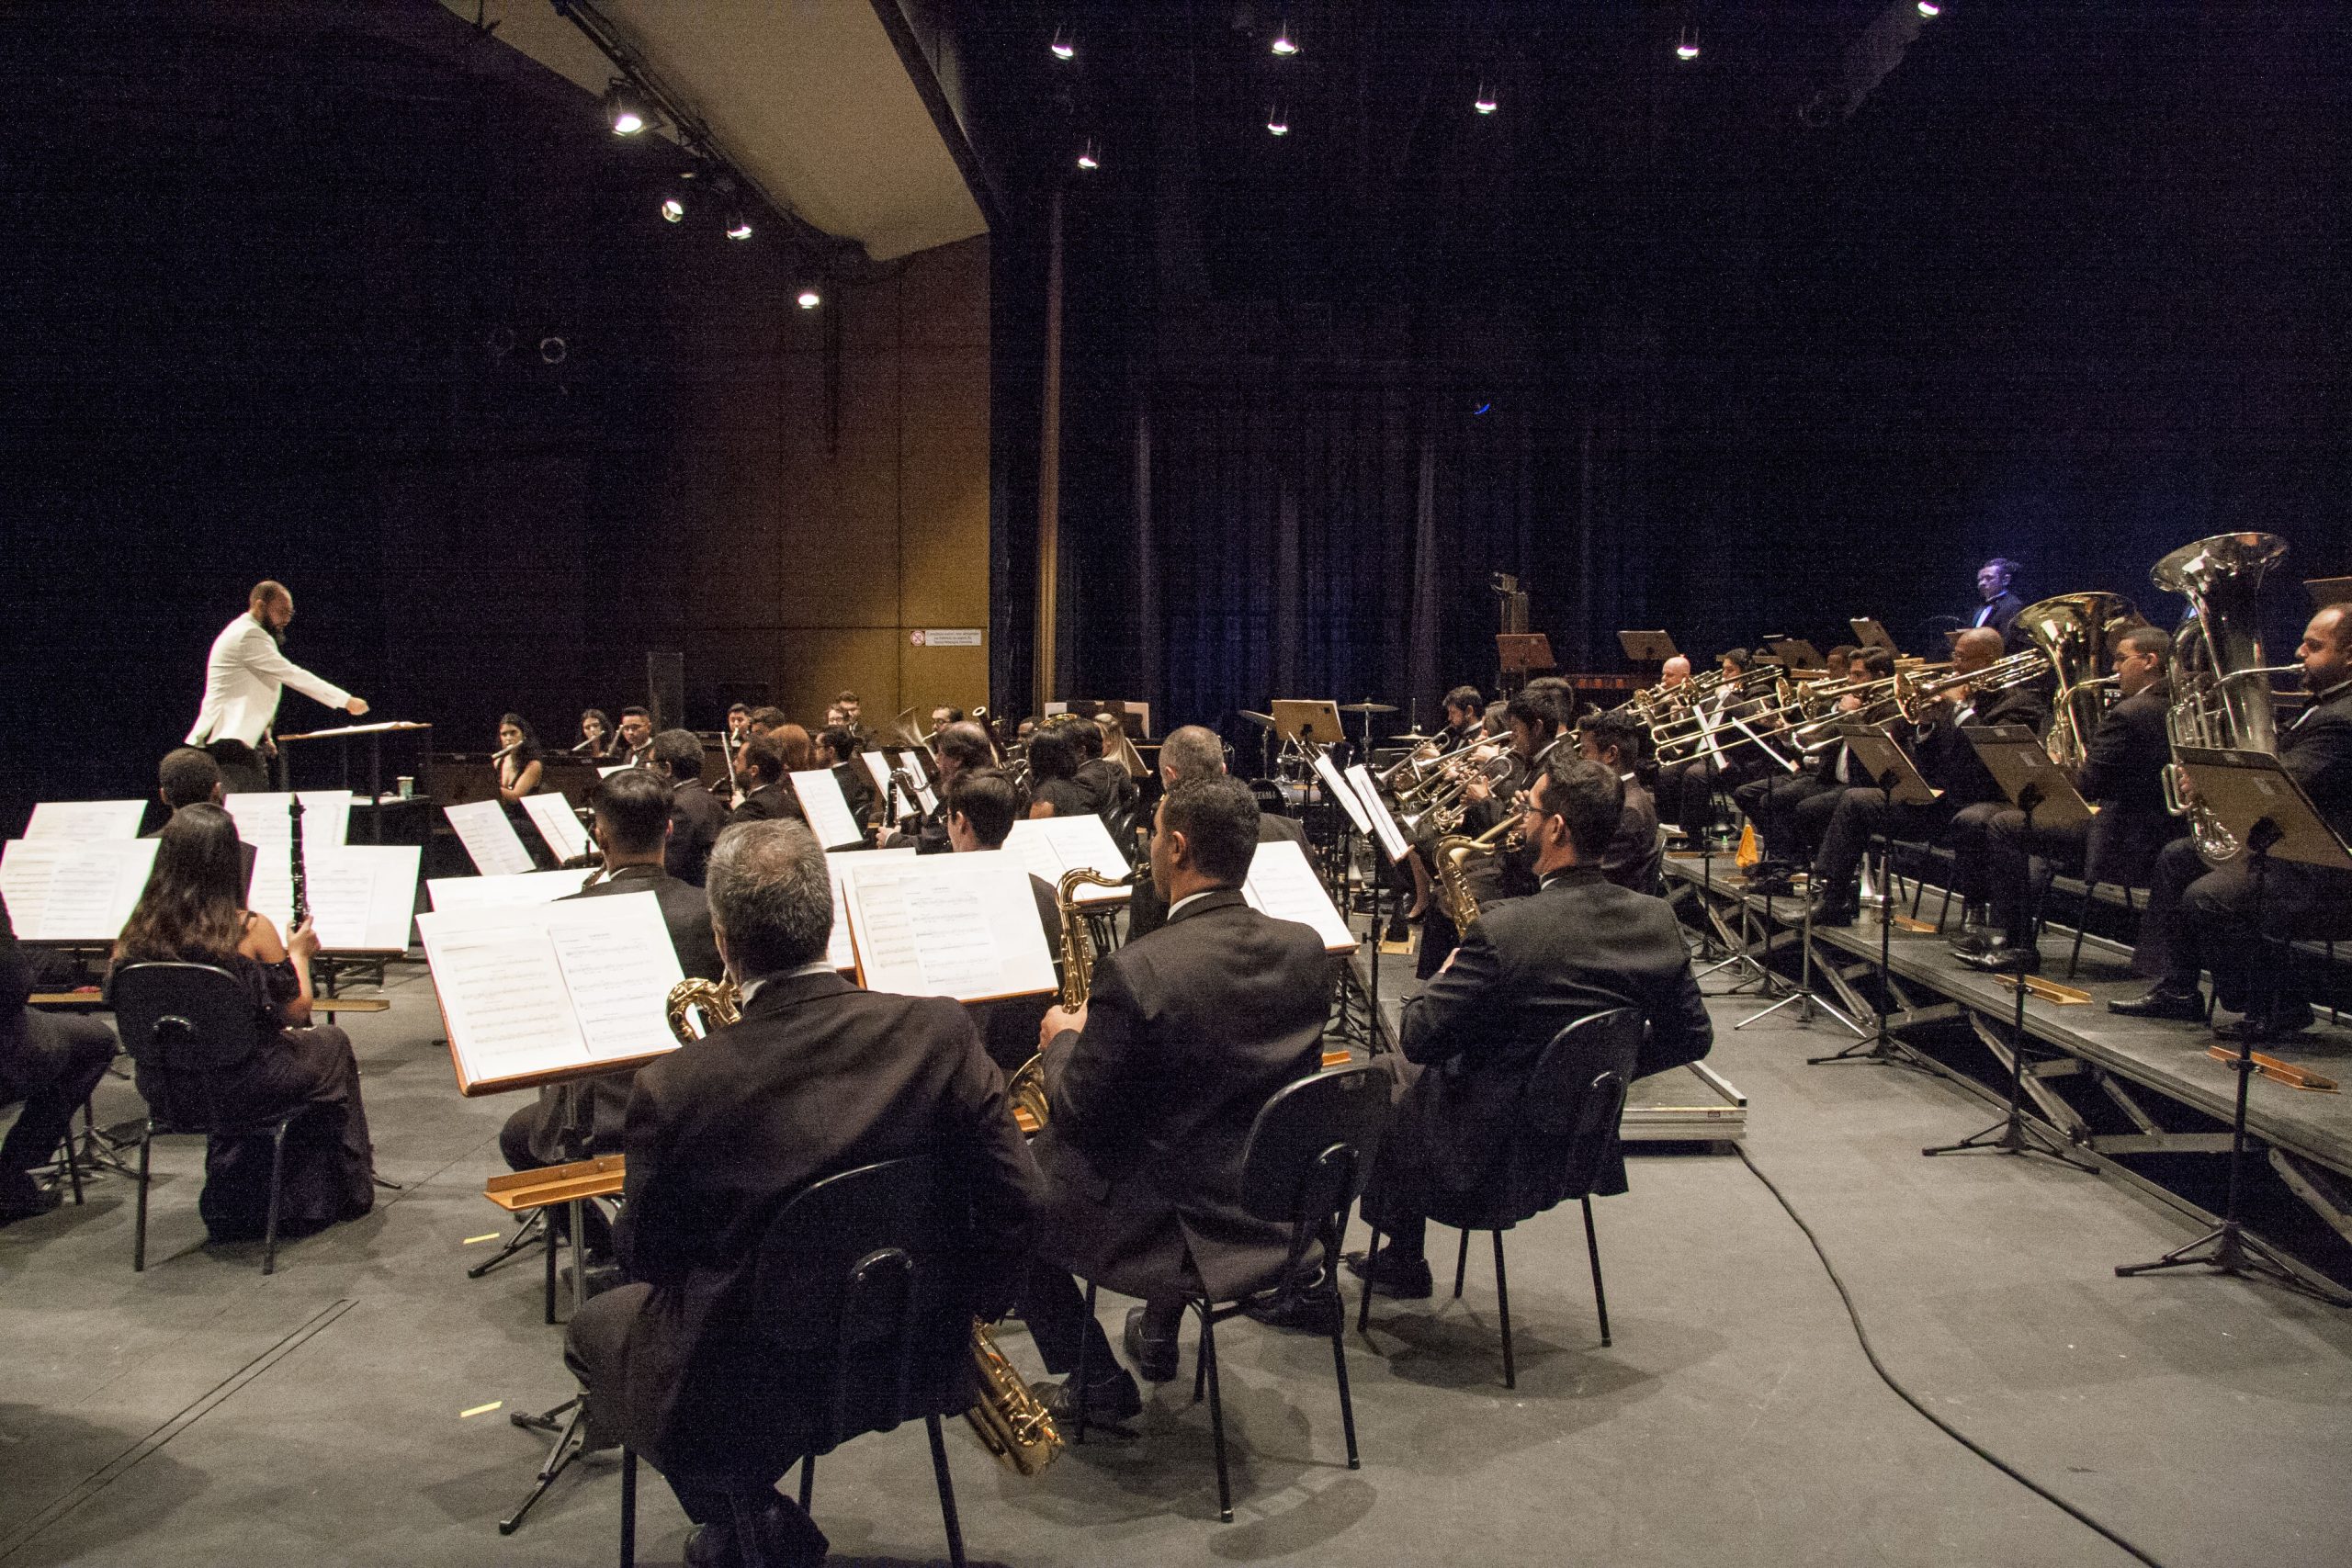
[
  {"left": 107, "top": 962, "right": 266, "bottom": 1131},
  {"left": 1235, "top": 1064, "right": 1393, "bottom": 1292},
  {"left": 746, "top": 1155, "right": 964, "bottom": 1449},
  {"left": 1525, "top": 1008, "right": 1645, "bottom": 1199}
]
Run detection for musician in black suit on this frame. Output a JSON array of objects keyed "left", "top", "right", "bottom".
[
  {"left": 1437, "top": 685, "right": 1485, "bottom": 750},
  {"left": 1959, "top": 626, "right": 2179, "bottom": 973},
  {"left": 946, "top": 767, "right": 1065, "bottom": 1077},
  {"left": 1126, "top": 725, "right": 1307, "bottom": 939},
  {"left": 885, "top": 722, "right": 994, "bottom": 853},
  {"left": 2113, "top": 605, "right": 2352, "bottom": 1037},
  {"left": 1807, "top": 628, "right": 2046, "bottom": 925},
  {"left": 498, "top": 771, "right": 725, "bottom": 1248},
  {"left": 1351, "top": 755, "right": 1712, "bottom": 1299},
  {"left": 728, "top": 737, "right": 802, "bottom": 827},
  {"left": 651, "top": 728, "right": 728, "bottom": 887},
  {"left": 818, "top": 725, "right": 878, "bottom": 833},
  {"left": 564, "top": 820, "right": 1036, "bottom": 1568},
  {"left": 144, "top": 748, "right": 259, "bottom": 897},
  {"left": 1971, "top": 558, "right": 2029, "bottom": 649},
  {"left": 1, "top": 892, "right": 119, "bottom": 1224},
  {"left": 1575, "top": 709, "right": 1663, "bottom": 894},
  {"left": 615, "top": 705, "right": 655, "bottom": 767},
  {"left": 1018, "top": 776, "right": 1330, "bottom": 1424}
]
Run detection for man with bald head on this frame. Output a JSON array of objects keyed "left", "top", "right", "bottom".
[
  {"left": 1806, "top": 625, "right": 2047, "bottom": 926},
  {"left": 1659, "top": 654, "right": 1694, "bottom": 691},
  {"left": 1126, "top": 725, "right": 1308, "bottom": 938}
]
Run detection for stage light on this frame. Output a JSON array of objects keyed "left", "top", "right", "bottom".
[
  {"left": 726, "top": 209, "right": 752, "bottom": 241},
  {"left": 1051, "top": 25, "right": 1075, "bottom": 60},
  {"left": 1474, "top": 83, "right": 1498, "bottom": 115},
  {"left": 1271, "top": 18, "right": 1297, "bottom": 56},
  {"left": 1075, "top": 139, "right": 1101, "bottom": 171},
  {"left": 605, "top": 80, "right": 651, "bottom": 136},
  {"left": 1267, "top": 104, "right": 1289, "bottom": 136},
  {"left": 796, "top": 287, "right": 822, "bottom": 310},
  {"left": 1917, "top": 1, "right": 1941, "bottom": 15},
  {"left": 661, "top": 197, "right": 684, "bottom": 222},
  {"left": 1677, "top": 27, "right": 1701, "bottom": 61}
]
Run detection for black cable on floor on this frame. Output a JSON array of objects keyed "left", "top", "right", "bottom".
[{"left": 1734, "top": 1144, "right": 2167, "bottom": 1568}]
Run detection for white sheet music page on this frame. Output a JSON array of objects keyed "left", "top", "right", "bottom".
[
  {"left": 2, "top": 840, "right": 74, "bottom": 936},
  {"left": 858, "top": 751, "right": 895, "bottom": 801},
  {"left": 820, "top": 857, "right": 856, "bottom": 971},
  {"left": 24, "top": 800, "right": 148, "bottom": 840},
  {"left": 428, "top": 868, "right": 589, "bottom": 910},
  {"left": 544, "top": 893, "right": 684, "bottom": 1063},
  {"left": 520, "top": 794, "right": 592, "bottom": 862},
  {"left": 16, "top": 840, "right": 160, "bottom": 942},
  {"left": 1004, "top": 817, "right": 1131, "bottom": 904},
  {"left": 791, "top": 770, "right": 865, "bottom": 850},
  {"left": 222, "top": 791, "right": 352, "bottom": 854},
  {"left": 1310, "top": 753, "right": 1372, "bottom": 833},
  {"left": 269, "top": 846, "right": 419, "bottom": 951},
  {"left": 1243, "top": 839, "right": 1356, "bottom": 953},
  {"left": 443, "top": 800, "right": 536, "bottom": 876},
  {"left": 1343, "top": 763, "right": 1411, "bottom": 861},
  {"left": 835, "top": 852, "right": 1054, "bottom": 1001}
]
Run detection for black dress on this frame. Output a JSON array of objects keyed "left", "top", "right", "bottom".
[{"left": 126, "top": 951, "right": 378, "bottom": 1241}]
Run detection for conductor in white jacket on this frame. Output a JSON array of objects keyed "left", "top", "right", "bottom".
[{"left": 187, "top": 581, "right": 368, "bottom": 790}]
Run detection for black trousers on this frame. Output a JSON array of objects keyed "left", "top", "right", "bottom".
[
  {"left": 1814, "top": 790, "right": 1954, "bottom": 904},
  {"left": 1019, "top": 1256, "right": 1185, "bottom": 1379},
  {"left": 1736, "top": 773, "right": 1836, "bottom": 863},
  {"left": 1944, "top": 799, "right": 2009, "bottom": 913},
  {"left": 1984, "top": 811, "right": 2091, "bottom": 947},
  {"left": 0, "top": 1011, "right": 116, "bottom": 1196}
]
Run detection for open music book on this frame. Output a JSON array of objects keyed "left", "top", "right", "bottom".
[
  {"left": 1, "top": 838, "right": 159, "bottom": 942},
  {"left": 1243, "top": 839, "right": 1357, "bottom": 953},
  {"left": 443, "top": 799, "right": 537, "bottom": 876},
  {"left": 223, "top": 791, "right": 353, "bottom": 855},
  {"left": 1343, "top": 762, "right": 1412, "bottom": 862},
  {"left": 418, "top": 890, "right": 684, "bottom": 1097},
  {"left": 791, "top": 769, "right": 867, "bottom": 850},
  {"left": 246, "top": 846, "right": 422, "bottom": 953},
  {"left": 1311, "top": 751, "right": 1372, "bottom": 834},
  {"left": 427, "top": 868, "right": 594, "bottom": 910},
  {"left": 23, "top": 800, "right": 147, "bottom": 840},
  {"left": 520, "top": 794, "right": 592, "bottom": 863},
  {"left": 832, "top": 850, "right": 1057, "bottom": 1002},
  {"left": 1003, "top": 816, "right": 1132, "bottom": 904}
]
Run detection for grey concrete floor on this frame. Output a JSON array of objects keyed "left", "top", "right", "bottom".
[{"left": 5, "top": 961, "right": 2351, "bottom": 1568}]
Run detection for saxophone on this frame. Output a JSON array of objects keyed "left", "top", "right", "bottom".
[
  {"left": 666, "top": 973, "right": 1062, "bottom": 1476},
  {"left": 1004, "top": 866, "right": 1128, "bottom": 1129},
  {"left": 1431, "top": 815, "right": 1518, "bottom": 931}
]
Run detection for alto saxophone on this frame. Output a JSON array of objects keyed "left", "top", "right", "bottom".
[
  {"left": 665, "top": 973, "right": 1063, "bottom": 1475},
  {"left": 1431, "top": 814, "right": 1519, "bottom": 931},
  {"left": 1003, "top": 866, "right": 1127, "bottom": 1131}
]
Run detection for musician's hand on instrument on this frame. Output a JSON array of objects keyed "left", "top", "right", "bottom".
[
  {"left": 1463, "top": 776, "right": 1491, "bottom": 804},
  {"left": 288, "top": 919, "right": 321, "bottom": 963},
  {"left": 1041, "top": 1002, "right": 1087, "bottom": 1049},
  {"left": 345, "top": 696, "right": 369, "bottom": 716}
]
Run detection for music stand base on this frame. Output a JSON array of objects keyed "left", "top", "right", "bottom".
[
  {"left": 500, "top": 1394, "right": 604, "bottom": 1534},
  {"left": 2114, "top": 1222, "right": 2352, "bottom": 1306},
  {"left": 1921, "top": 1110, "right": 2095, "bottom": 1169}
]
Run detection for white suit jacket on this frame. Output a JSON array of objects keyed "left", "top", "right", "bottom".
[{"left": 186, "top": 614, "right": 352, "bottom": 747}]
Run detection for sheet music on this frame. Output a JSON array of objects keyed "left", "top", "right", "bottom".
[
  {"left": 1311, "top": 753, "right": 1372, "bottom": 833},
  {"left": 598, "top": 764, "right": 633, "bottom": 779},
  {"left": 791, "top": 769, "right": 866, "bottom": 849},
  {"left": 428, "top": 868, "right": 590, "bottom": 910},
  {"left": 889, "top": 751, "right": 940, "bottom": 814},
  {"left": 1343, "top": 763, "right": 1411, "bottom": 861},
  {"left": 443, "top": 800, "right": 537, "bottom": 876},
  {"left": 520, "top": 794, "right": 592, "bottom": 862},
  {"left": 2, "top": 840, "right": 74, "bottom": 935},
  {"left": 4, "top": 840, "right": 159, "bottom": 942},
  {"left": 1004, "top": 816, "right": 1132, "bottom": 904},
  {"left": 859, "top": 750, "right": 895, "bottom": 800},
  {"left": 834, "top": 852, "right": 1055, "bottom": 1001},
  {"left": 245, "top": 847, "right": 419, "bottom": 950},
  {"left": 418, "top": 891, "right": 683, "bottom": 1093},
  {"left": 222, "top": 791, "right": 352, "bottom": 854},
  {"left": 1243, "top": 839, "right": 1357, "bottom": 953},
  {"left": 821, "top": 857, "right": 856, "bottom": 971},
  {"left": 24, "top": 800, "right": 148, "bottom": 840}
]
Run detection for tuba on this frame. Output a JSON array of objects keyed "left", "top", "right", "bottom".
[
  {"left": 1003, "top": 866, "right": 1129, "bottom": 1131},
  {"left": 667, "top": 973, "right": 1062, "bottom": 1476},
  {"left": 2154, "top": 532, "right": 2288, "bottom": 862},
  {"left": 2015, "top": 592, "right": 2147, "bottom": 770}
]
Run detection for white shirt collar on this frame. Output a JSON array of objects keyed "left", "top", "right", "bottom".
[
  {"left": 1166, "top": 889, "right": 1221, "bottom": 921},
  {"left": 736, "top": 959, "right": 837, "bottom": 1005}
]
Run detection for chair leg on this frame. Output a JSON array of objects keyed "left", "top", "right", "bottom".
[
  {"left": 2067, "top": 882, "right": 2095, "bottom": 980},
  {"left": 543, "top": 1206, "right": 559, "bottom": 1325},
  {"left": 1198, "top": 1308, "right": 1232, "bottom": 1523},
  {"left": 1583, "top": 1197, "right": 1611, "bottom": 1348},
  {"left": 729, "top": 1491, "right": 769, "bottom": 1568},
  {"left": 261, "top": 1121, "right": 290, "bottom": 1277},
  {"left": 62, "top": 1105, "right": 86, "bottom": 1204},
  {"left": 1356, "top": 1224, "right": 1381, "bottom": 1334},
  {"left": 1326, "top": 1286, "right": 1361, "bottom": 1471},
  {"left": 1075, "top": 1280, "right": 1099, "bottom": 1444},
  {"left": 133, "top": 1124, "right": 153, "bottom": 1272},
  {"left": 925, "top": 1414, "right": 968, "bottom": 1568},
  {"left": 1491, "top": 1232, "right": 1515, "bottom": 1391},
  {"left": 1452, "top": 1228, "right": 1470, "bottom": 1299},
  {"left": 618, "top": 1446, "right": 637, "bottom": 1568},
  {"left": 797, "top": 1453, "right": 814, "bottom": 1513}
]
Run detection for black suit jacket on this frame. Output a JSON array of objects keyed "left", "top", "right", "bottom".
[
  {"left": 512, "top": 864, "right": 725, "bottom": 1165},
  {"left": 1034, "top": 888, "right": 1329, "bottom": 1301},
  {"left": 729, "top": 781, "right": 804, "bottom": 827},
  {"left": 1381, "top": 868, "right": 1711, "bottom": 1214},
  {"left": 1125, "top": 809, "right": 1309, "bottom": 940},
  {"left": 1973, "top": 590, "right": 2027, "bottom": 648},
  {"left": 1917, "top": 685, "right": 2047, "bottom": 806},
  {"left": 2282, "top": 681, "right": 2352, "bottom": 840},
  {"left": 664, "top": 779, "right": 729, "bottom": 887},
  {"left": 2069, "top": 677, "right": 2177, "bottom": 880},
  {"left": 1600, "top": 779, "right": 1663, "bottom": 894},
  {"left": 607, "top": 970, "right": 1038, "bottom": 1472}
]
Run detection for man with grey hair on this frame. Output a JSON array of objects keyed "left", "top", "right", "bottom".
[
  {"left": 564, "top": 820, "right": 1038, "bottom": 1568},
  {"left": 1126, "top": 724, "right": 1310, "bottom": 938}
]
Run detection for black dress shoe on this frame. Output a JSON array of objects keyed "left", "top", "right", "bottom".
[
  {"left": 2214, "top": 1002, "right": 2315, "bottom": 1043},
  {"left": 1034, "top": 1371, "right": 1142, "bottom": 1429},
  {"left": 2107, "top": 987, "right": 2206, "bottom": 1021},
  {"left": 0, "top": 1185, "right": 63, "bottom": 1226},
  {"left": 1123, "top": 1305, "right": 1182, "bottom": 1382},
  {"left": 1807, "top": 897, "right": 1859, "bottom": 929},
  {"left": 1243, "top": 1274, "right": 1340, "bottom": 1332},
  {"left": 1342, "top": 1247, "right": 1434, "bottom": 1300},
  {"left": 684, "top": 1493, "right": 829, "bottom": 1568},
  {"left": 1947, "top": 927, "right": 1996, "bottom": 957},
  {"left": 1962, "top": 941, "right": 2041, "bottom": 976}
]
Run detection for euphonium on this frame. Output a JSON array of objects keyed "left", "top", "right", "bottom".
[
  {"left": 2015, "top": 592, "right": 2147, "bottom": 770},
  {"left": 2154, "top": 531, "right": 2289, "bottom": 862},
  {"left": 1003, "top": 866, "right": 1129, "bottom": 1130}
]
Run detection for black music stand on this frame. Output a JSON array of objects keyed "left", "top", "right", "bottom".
[
  {"left": 1848, "top": 618, "right": 1900, "bottom": 656},
  {"left": 276, "top": 720, "right": 433, "bottom": 843},
  {"left": 1345, "top": 761, "right": 1412, "bottom": 1056},
  {"left": 1618, "top": 629, "right": 1679, "bottom": 663},
  {"left": 2306, "top": 576, "right": 2352, "bottom": 609},
  {"left": 2114, "top": 750, "right": 2352, "bottom": 1303},
  {"left": 1496, "top": 633, "right": 1554, "bottom": 698},
  {"left": 1808, "top": 729, "right": 1945, "bottom": 1075}
]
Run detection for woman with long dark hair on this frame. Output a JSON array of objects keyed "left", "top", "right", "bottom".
[
  {"left": 575, "top": 707, "right": 616, "bottom": 759},
  {"left": 111, "top": 805, "right": 376, "bottom": 1242},
  {"left": 494, "top": 712, "right": 546, "bottom": 805}
]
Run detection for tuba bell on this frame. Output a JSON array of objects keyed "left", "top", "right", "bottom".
[
  {"left": 2015, "top": 592, "right": 2147, "bottom": 771},
  {"left": 2154, "top": 532, "right": 2288, "bottom": 861}
]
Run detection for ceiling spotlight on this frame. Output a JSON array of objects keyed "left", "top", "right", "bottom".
[
  {"left": 1267, "top": 104, "right": 1289, "bottom": 136},
  {"left": 1474, "top": 83, "right": 1498, "bottom": 115},
  {"left": 1050, "top": 25, "right": 1075, "bottom": 61},
  {"left": 604, "top": 79, "right": 652, "bottom": 136},
  {"left": 1676, "top": 27, "right": 1701, "bottom": 61},
  {"left": 1917, "top": 0, "right": 1941, "bottom": 15},
  {"left": 1271, "top": 18, "right": 1298, "bottom": 56},
  {"left": 1075, "top": 138, "right": 1101, "bottom": 171},
  {"left": 725, "top": 209, "right": 753, "bottom": 241},
  {"left": 660, "top": 197, "right": 684, "bottom": 222},
  {"left": 796, "top": 287, "right": 822, "bottom": 310}
]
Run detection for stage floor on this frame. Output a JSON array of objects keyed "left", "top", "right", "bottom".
[{"left": 6, "top": 960, "right": 2352, "bottom": 1567}]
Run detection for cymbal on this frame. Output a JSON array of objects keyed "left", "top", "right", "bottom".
[
  {"left": 1390, "top": 729, "right": 1437, "bottom": 743},
  {"left": 1338, "top": 701, "right": 1398, "bottom": 714},
  {"left": 1238, "top": 710, "right": 1276, "bottom": 728}
]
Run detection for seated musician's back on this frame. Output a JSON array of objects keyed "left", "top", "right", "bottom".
[{"left": 564, "top": 819, "right": 1036, "bottom": 1568}]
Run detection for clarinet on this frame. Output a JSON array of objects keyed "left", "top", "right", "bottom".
[{"left": 288, "top": 794, "right": 310, "bottom": 930}]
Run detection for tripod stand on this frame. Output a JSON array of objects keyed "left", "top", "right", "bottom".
[
  {"left": 2113, "top": 824, "right": 2350, "bottom": 1303},
  {"left": 1811, "top": 772, "right": 1943, "bottom": 1074},
  {"left": 1736, "top": 886, "right": 1866, "bottom": 1036}
]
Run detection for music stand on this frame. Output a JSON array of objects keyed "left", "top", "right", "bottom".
[
  {"left": 1618, "top": 629, "right": 1679, "bottom": 662},
  {"left": 1272, "top": 700, "right": 1347, "bottom": 753},
  {"left": 1496, "top": 632, "right": 1555, "bottom": 695},
  {"left": 2306, "top": 576, "right": 2352, "bottom": 609},
  {"left": 276, "top": 720, "right": 434, "bottom": 844},
  {"left": 2113, "top": 749, "right": 2352, "bottom": 1303},
  {"left": 1766, "top": 638, "right": 1825, "bottom": 671},
  {"left": 1808, "top": 725, "right": 1945, "bottom": 1075},
  {"left": 1849, "top": 618, "right": 1900, "bottom": 655}
]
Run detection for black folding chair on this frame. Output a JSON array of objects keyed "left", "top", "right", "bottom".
[
  {"left": 1073, "top": 1062, "right": 1392, "bottom": 1522},
  {"left": 1359, "top": 1008, "right": 1643, "bottom": 1389},
  {"left": 619, "top": 1155, "right": 970, "bottom": 1568},
  {"left": 107, "top": 962, "right": 305, "bottom": 1276}
]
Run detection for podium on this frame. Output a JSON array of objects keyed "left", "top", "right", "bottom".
[{"left": 277, "top": 720, "right": 432, "bottom": 843}]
